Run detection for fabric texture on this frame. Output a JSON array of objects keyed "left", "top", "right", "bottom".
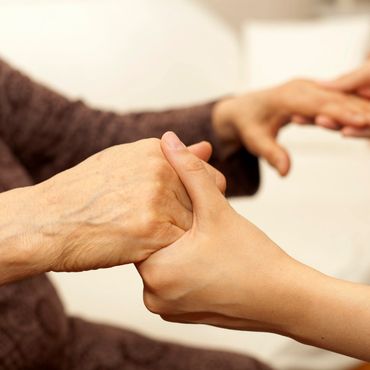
[{"left": 0, "top": 58, "right": 269, "bottom": 370}]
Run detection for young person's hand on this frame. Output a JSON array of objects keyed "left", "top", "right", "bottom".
[
  {"left": 0, "top": 138, "right": 225, "bottom": 284},
  {"left": 213, "top": 79, "right": 370, "bottom": 175},
  {"left": 314, "top": 61, "right": 370, "bottom": 138},
  {"left": 138, "top": 132, "right": 298, "bottom": 333},
  {"left": 138, "top": 132, "right": 370, "bottom": 362},
  {"left": 323, "top": 60, "right": 370, "bottom": 98}
]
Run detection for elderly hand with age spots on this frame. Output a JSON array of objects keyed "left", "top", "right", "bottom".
[{"left": 0, "top": 137, "right": 226, "bottom": 285}]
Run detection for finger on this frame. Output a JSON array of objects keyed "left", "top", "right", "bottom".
[
  {"left": 358, "top": 87, "right": 370, "bottom": 100},
  {"left": 161, "top": 131, "right": 226, "bottom": 217},
  {"left": 342, "top": 126, "right": 370, "bottom": 138},
  {"left": 175, "top": 146, "right": 225, "bottom": 211},
  {"left": 320, "top": 68, "right": 370, "bottom": 92},
  {"left": 292, "top": 115, "right": 313, "bottom": 125},
  {"left": 241, "top": 131, "right": 291, "bottom": 177},
  {"left": 203, "top": 162, "right": 227, "bottom": 194},
  {"left": 320, "top": 102, "right": 368, "bottom": 127},
  {"left": 315, "top": 115, "right": 341, "bottom": 131},
  {"left": 188, "top": 141, "right": 212, "bottom": 162},
  {"left": 167, "top": 193, "right": 193, "bottom": 231}
]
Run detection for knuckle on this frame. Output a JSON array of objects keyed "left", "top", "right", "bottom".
[
  {"left": 183, "top": 157, "right": 205, "bottom": 173},
  {"left": 145, "top": 137, "right": 161, "bottom": 147},
  {"left": 139, "top": 137, "right": 161, "bottom": 151},
  {"left": 154, "top": 161, "right": 172, "bottom": 181},
  {"left": 143, "top": 292, "right": 166, "bottom": 315},
  {"left": 321, "top": 102, "right": 339, "bottom": 115},
  {"left": 146, "top": 180, "right": 164, "bottom": 200},
  {"left": 146, "top": 139, "right": 162, "bottom": 155},
  {"left": 142, "top": 267, "right": 173, "bottom": 299},
  {"left": 139, "top": 210, "right": 162, "bottom": 237}
]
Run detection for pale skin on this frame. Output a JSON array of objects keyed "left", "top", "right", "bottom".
[
  {"left": 293, "top": 61, "right": 370, "bottom": 137},
  {"left": 213, "top": 78, "right": 370, "bottom": 176},
  {"left": 138, "top": 132, "right": 370, "bottom": 362}
]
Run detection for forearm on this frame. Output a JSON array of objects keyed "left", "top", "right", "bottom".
[
  {"left": 293, "top": 271, "right": 370, "bottom": 360},
  {"left": 0, "top": 185, "right": 49, "bottom": 285},
  {"left": 270, "top": 261, "right": 370, "bottom": 360},
  {"left": 0, "top": 58, "right": 259, "bottom": 195}
]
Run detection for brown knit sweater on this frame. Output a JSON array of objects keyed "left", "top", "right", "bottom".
[{"left": 0, "top": 58, "right": 268, "bottom": 370}]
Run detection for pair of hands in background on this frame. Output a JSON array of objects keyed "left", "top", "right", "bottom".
[{"left": 213, "top": 60, "right": 370, "bottom": 176}]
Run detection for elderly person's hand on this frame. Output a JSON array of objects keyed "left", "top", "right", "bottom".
[
  {"left": 0, "top": 138, "right": 225, "bottom": 284},
  {"left": 138, "top": 132, "right": 370, "bottom": 362},
  {"left": 212, "top": 79, "right": 370, "bottom": 175}
]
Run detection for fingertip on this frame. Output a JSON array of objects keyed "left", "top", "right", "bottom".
[
  {"left": 315, "top": 115, "right": 341, "bottom": 130},
  {"left": 277, "top": 156, "right": 290, "bottom": 177},
  {"left": 271, "top": 150, "right": 290, "bottom": 177},
  {"left": 161, "top": 131, "right": 186, "bottom": 151},
  {"left": 341, "top": 127, "right": 353, "bottom": 137}
]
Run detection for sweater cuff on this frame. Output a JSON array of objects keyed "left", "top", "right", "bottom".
[{"left": 176, "top": 100, "right": 260, "bottom": 197}]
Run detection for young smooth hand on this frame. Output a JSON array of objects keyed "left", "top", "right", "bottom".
[
  {"left": 138, "top": 132, "right": 370, "bottom": 362},
  {"left": 318, "top": 60, "right": 370, "bottom": 138},
  {"left": 138, "top": 132, "right": 298, "bottom": 332},
  {"left": 212, "top": 79, "right": 370, "bottom": 175}
]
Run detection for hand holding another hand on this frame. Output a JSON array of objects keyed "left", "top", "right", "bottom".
[
  {"left": 213, "top": 79, "right": 370, "bottom": 176},
  {"left": 317, "top": 60, "right": 370, "bottom": 138},
  {"left": 138, "top": 132, "right": 301, "bottom": 334},
  {"left": 5, "top": 138, "right": 225, "bottom": 282},
  {"left": 137, "top": 132, "right": 370, "bottom": 362}
]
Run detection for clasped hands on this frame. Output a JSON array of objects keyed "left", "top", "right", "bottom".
[{"left": 14, "top": 69, "right": 370, "bottom": 341}]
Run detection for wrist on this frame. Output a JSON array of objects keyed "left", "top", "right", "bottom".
[
  {"left": 212, "top": 97, "right": 242, "bottom": 156},
  {"left": 267, "top": 261, "right": 334, "bottom": 339},
  {"left": 236, "top": 251, "right": 328, "bottom": 337},
  {"left": 0, "top": 185, "right": 55, "bottom": 284}
]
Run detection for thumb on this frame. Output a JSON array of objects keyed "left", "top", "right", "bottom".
[
  {"left": 161, "top": 132, "right": 225, "bottom": 216},
  {"left": 188, "top": 141, "right": 226, "bottom": 194}
]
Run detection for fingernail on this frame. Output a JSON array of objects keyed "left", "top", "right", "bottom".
[{"left": 163, "top": 131, "right": 186, "bottom": 150}]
